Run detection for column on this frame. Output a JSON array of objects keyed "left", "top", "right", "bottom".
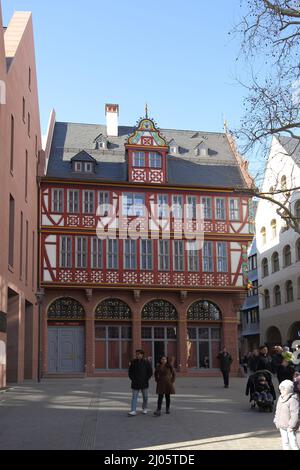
[
  {"left": 85, "top": 307, "right": 95, "bottom": 376},
  {"left": 177, "top": 304, "right": 188, "bottom": 374}
]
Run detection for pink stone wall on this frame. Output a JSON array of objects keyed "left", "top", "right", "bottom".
[{"left": 0, "top": 5, "right": 42, "bottom": 385}]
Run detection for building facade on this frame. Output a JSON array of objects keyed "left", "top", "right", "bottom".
[
  {"left": 240, "top": 238, "right": 260, "bottom": 355},
  {"left": 256, "top": 136, "right": 300, "bottom": 348},
  {"left": 40, "top": 105, "right": 253, "bottom": 377},
  {"left": 0, "top": 3, "right": 42, "bottom": 387}
]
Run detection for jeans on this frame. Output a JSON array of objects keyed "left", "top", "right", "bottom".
[
  {"left": 279, "top": 428, "right": 300, "bottom": 450},
  {"left": 130, "top": 389, "right": 148, "bottom": 412}
]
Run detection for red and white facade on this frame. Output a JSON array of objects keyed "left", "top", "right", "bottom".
[{"left": 40, "top": 109, "right": 253, "bottom": 377}]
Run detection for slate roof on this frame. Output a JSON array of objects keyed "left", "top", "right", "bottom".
[
  {"left": 71, "top": 150, "right": 96, "bottom": 162},
  {"left": 46, "top": 121, "right": 248, "bottom": 188},
  {"left": 277, "top": 136, "right": 300, "bottom": 165}
]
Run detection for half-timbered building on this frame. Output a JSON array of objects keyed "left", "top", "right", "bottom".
[{"left": 40, "top": 104, "right": 253, "bottom": 376}]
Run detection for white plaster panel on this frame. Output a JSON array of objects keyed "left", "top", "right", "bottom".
[
  {"left": 46, "top": 244, "right": 57, "bottom": 266},
  {"left": 231, "top": 251, "right": 240, "bottom": 273}
]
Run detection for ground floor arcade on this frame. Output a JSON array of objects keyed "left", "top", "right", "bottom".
[{"left": 41, "top": 289, "right": 245, "bottom": 377}]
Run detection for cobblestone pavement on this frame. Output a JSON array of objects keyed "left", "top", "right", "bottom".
[{"left": 0, "top": 377, "right": 285, "bottom": 450}]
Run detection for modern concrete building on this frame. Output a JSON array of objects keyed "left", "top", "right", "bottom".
[
  {"left": 256, "top": 136, "right": 300, "bottom": 348},
  {"left": 40, "top": 105, "right": 253, "bottom": 377},
  {"left": 0, "top": 2, "right": 42, "bottom": 387}
]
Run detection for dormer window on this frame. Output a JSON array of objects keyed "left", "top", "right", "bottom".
[
  {"left": 133, "top": 151, "right": 146, "bottom": 167},
  {"left": 85, "top": 163, "right": 93, "bottom": 173},
  {"left": 149, "top": 152, "right": 162, "bottom": 168},
  {"left": 75, "top": 162, "right": 82, "bottom": 172},
  {"left": 94, "top": 134, "right": 107, "bottom": 150},
  {"left": 169, "top": 139, "right": 179, "bottom": 155},
  {"left": 71, "top": 150, "right": 96, "bottom": 174},
  {"left": 195, "top": 143, "right": 209, "bottom": 157}
]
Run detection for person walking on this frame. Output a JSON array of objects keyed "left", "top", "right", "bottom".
[
  {"left": 217, "top": 348, "right": 233, "bottom": 388},
  {"left": 153, "top": 356, "right": 176, "bottom": 416},
  {"left": 274, "top": 379, "right": 300, "bottom": 450},
  {"left": 128, "top": 349, "right": 153, "bottom": 416},
  {"left": 256, "top": 345, "right": 272, "bottom": 372}
]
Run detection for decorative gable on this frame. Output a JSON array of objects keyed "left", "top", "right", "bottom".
[
  {"left": 127, "top": 118, "right": 168, "bottom": 149},
  {"left": 126, "top": 115, "right": 169, "bottom": 184}
]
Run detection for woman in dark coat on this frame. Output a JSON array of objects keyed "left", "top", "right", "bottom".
[{"left": 154, "top": 356, "right": 176, "bottom": 416}]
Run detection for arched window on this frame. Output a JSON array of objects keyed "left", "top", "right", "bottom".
[
  {"left": 283, "top": 245, "right": 292, "bottom": 267},
  {"left": 296, "top": 239, "right": 300, "bottom": 262},
  {"left": 95, "top": 299, "right": 131, "bottom": 320},
  {"left": 142, "top": 300, "right": 178, "bottom": 321},
  {"left": 262, "top": 258, "right": 269, "bottom": 278},
  {"left": 261, "top": 227, "right": 266, "bottom": 245},
  {"left": 272, "top": 252, "right": 280, "bottom": 272},
  {"left": 295, "top": 200, "right": 300, "bottom": 220},
  {"left": 47, "top": 297, "right": 85, "bottom": 320},
  {"left": 187, "top": 300, "right": 222, "bottom": 321},
  {"left": 286, "top": 280, "right": 294, "bottom": 303},
  {"left": 274, "top": 285, "right": 281, "bottom": 306},
  {"left": 264, "top": 290, "right": 270, "bottom": 309},
  {"left": 281, "top": 175, "right": 287, "bottom": 190},
  {"left": 271, "top": 219, "right": 277, "bottom": 239}
]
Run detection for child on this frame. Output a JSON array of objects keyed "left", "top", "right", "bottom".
[
  {"left": 274, "top": 380, "right": 300, "bottom": 450},
  {"left": 254, "top": 375, "right": 273, "bottom": 403}
]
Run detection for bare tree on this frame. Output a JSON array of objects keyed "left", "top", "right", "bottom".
[
  {"left": 233, "top": 1, "right": 300, "bottom": 232},
  {"left": 234, "top": 1, "right": 300, "bottom": 149}
]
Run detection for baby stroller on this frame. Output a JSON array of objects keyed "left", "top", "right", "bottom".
[{"left": 245, "top": 370, "right": 276, "bottom": 412}]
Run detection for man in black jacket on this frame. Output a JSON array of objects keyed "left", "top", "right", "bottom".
[
  {"left": 217, "top": 348, "right": 233, "bottom": 388},
  {"left": 128, "top": 349, "right": 153, "bottom": 416}
]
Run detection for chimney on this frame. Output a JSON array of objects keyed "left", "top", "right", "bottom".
[{"left": 105, "top": 104, "right": 119, "bottom": 137}]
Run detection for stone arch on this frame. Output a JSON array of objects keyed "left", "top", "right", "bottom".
[
  {"left": 265, "top": 326, "right": 282, "bottom": 348},
  {"left": 288, "top": 322, "right": 300, "bottom": 343},
  {"left": 95, "top": 298, "right": 132, "bottom": 320},
  {"left": 47, "top": 297, "right": 85, "bottom": 320},
  {"left": 141, "top": 299, "right": 178, "bottom": 321},
  {"left": 187, "top": 300, "right": 222, "bottom": 321}
]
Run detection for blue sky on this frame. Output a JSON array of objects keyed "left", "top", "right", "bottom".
[{"left": 2, "top": 1, "right": 251, "bottom": 155}]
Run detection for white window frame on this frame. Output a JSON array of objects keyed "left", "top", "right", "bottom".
[
  {"left": 60, "top": 236, "right": 72, "bottom": 268},
  {"left": 91, "top": 237, "right": 103, "bottom": 269},
  {"left": 74, "top": 162, "right": 82, "bottom": 172},
  {"left": 98, "top": 191, "right": 110, "bottom": 216},
  {"left": 187, "top": 241, "right": 200, "bottom": 272},
  {"left": 173, "top": 240, "right": 184, "bottom": 272},
  {"left": 229, "top": 198, "right": 240, "bottom": 221},
  {"left": 133, "top": 151, "right": 146, "bottom": 167},
  {"left": 203, "top": 241, "right": 213, "bottom": 272},
  {"left": 123, "top": 193, "right": 145, "bottom": 217},
  {"left": 202, "top": 197, "right": 212, "bottom": 220},
  {"left": 124, "top": 240, "right": 137, "bottom": 270},
  {"left": 83, "top": 191, "right": 95, "bottom": 214},
  {"left": 76, "top": 237, "right": 87, "bottom": 269},
  {"left": 52, "top": 189, "right": 64, "bottom": 213},
  {"left": 149, "top": 152, "right": 162, "bottom": 168},
  {"left": 140, "top": 240, "right": 153, "bottom": 270},
  {"left": 158, "top": 240, "right": 170, "bottom": 271},
  {"left": 158, "top": 194, "right": 169, "bottom": 219},
  {"left": 172, "top": 195, "right": 183, "bottom": 219},
  {"left": 68, "top": 190, "right": 79, "bottom": 214},
  {"left": 217, "top": 242, "right": 228, "bottom": 273},
  {"left": 85, "top": 162, "right": 93, "bottom": 173},
  {"left": 186, "top": 196, "right": 197, "bottom": 220},
  {"left": 216, "top": 198, "right": 226, "bottom": 220},
  {"left": 107, "top": 239, "right": 118, "bottom": 270}
]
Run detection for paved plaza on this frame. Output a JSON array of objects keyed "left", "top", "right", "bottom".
[{"left": 0, "top": 376, "right": 284, "bottom": 451}]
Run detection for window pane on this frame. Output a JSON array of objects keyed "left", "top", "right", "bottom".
[
  {"left": 154, "top": 327, "right": 165, "bottom": 339},
  {"left": 187, "top": 328, "right": 197, "bottom": 340},
  {"left": 199, "top": 342, "right": 210, "bottom": 368},
  {"left": 167, "top": 327, "right": 177, "bottom": 339},
  {"left": 198, "top": 328, "right": 209, "bottom": 339},
  {"left": 121, "top": 327, "right": 132, "bottom": 339},
  {"left": 108, "top": 327, "right": 119, "bottom": 339},
  {"left": 142, "top": 327, "right": 152, "bottom": 339},
  {"left": 95, "top": 326, "right": 106, "bottom": 339},
  {"left": 211, "top": 328, "right": 221, "bottom": 340}
]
